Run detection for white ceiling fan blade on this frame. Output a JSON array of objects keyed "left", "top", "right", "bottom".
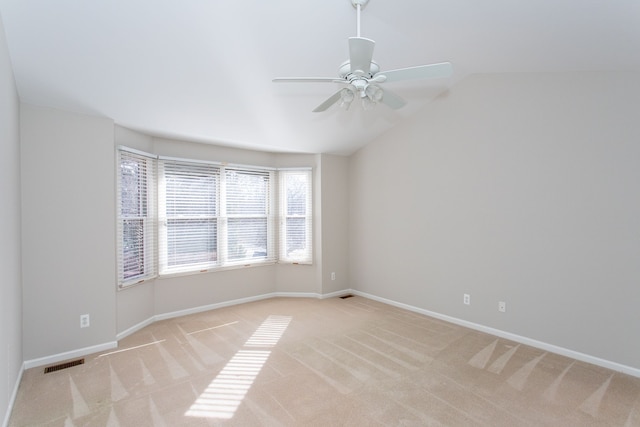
[
  {"left": 273, "top": 77, "right": 342, "bottom": 83},
  {"left": 312, "top": 90, "right": 343, "bottom": 112},
  {"left": 380, "top": 88, "right": 406, "bottom": 109},
  {"left": 378, "top": 62, "right": 452, "bottom": 83},
  {"left": 349, "top": 37, "right": 375, "bottom": 75}
]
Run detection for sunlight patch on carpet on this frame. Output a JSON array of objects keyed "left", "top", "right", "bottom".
[{"left": 186, "top": 315, "right": 292, "bottom": 419}]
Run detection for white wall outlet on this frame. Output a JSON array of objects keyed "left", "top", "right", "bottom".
[
  {"left": 463, "top": 294, "right": 470, "bottom": 305},
  {"left": 80, "top": 314, "right": 90, "bottom": 328},
  {"left": 331, "top": 272, "right": 336, "bottom": 281},
  {"left": 498, "top": 301, "right": 506, "bottom": 313}
]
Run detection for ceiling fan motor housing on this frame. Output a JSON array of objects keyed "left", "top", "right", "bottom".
[{"left": 339, "top": 60, "right": 379, "bottom": 80}]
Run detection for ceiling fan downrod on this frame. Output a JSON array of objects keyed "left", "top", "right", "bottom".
[{"left": 351, "top": 0, "right": 369, "bottom": 38}]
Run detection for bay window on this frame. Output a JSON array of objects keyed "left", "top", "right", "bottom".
[{"left": 116, "top": 147, "right": 312, "bottom": 288}]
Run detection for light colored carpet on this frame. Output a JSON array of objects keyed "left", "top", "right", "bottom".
[{"left": 9, "top": 296, "right": 640, "bottom": 426}]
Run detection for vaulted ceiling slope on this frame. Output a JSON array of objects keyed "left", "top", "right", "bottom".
[{"left": 1, "top": 1, "right": 639, "bottom": 155}]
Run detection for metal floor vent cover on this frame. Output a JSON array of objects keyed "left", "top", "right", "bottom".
[
  {"left": 340, "top": 294, "right": 355, "bottom": 299},
  {"left": 44, "top": 358, "right": 85, "bottom": 374}
]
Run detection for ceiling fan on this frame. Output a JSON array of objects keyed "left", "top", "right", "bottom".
[{"left": 273, "top": 0, "right": 453, "bottom": 112}]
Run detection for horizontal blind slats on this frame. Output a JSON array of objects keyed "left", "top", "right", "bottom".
[{"left": 159, "top": 160, "right": 219, "bottom": 273}]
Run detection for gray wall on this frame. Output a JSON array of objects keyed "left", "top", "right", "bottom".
[
  {"left": 0, "top": 11, "right": 22, "bottom": 425},
  {"left": 20, "top": 105, "right": 117, "bottom": 361},
  {"left": 349, "top": 72, "right": 640, "bottom": 370},
  {"left": 320, "top": 154, "right": 350, "bottom": 294}
]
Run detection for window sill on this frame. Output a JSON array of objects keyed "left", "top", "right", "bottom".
[{"left": 157, "top": 261, "right": 278, "bottom": 280}]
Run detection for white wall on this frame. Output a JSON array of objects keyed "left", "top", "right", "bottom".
[
  {"left": 0, "top": 11, "right": 22, "bottom": 426},
  {"left": 20, "top": 105, "right": 117, "bottom": 361},
  {"left": 349, "top": 72, "right": 640, "bottom": 370}
]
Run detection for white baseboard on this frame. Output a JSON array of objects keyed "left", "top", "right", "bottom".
[
  {"left": 318, "top": 289, "right": 353, "bottom": 299},
  {"left": 154, "top": 293, "right": 277, "bottom": 322},
  {"left": 117, "top": 291, "right": 338, "bottom": 341},
  {"left": 2, "top": 362, "right": 24, "bottom": 427},
  {"left": 274, "top": 291, "right": 321, "bottom": 299},
  {"left": 115, "top": 316, "right": 156, "bottom": 341},
  {"left": 23, "top": 341, "right": 118, "bottom": 370},
  {"left": 25, "top": 288, "right": 636, "bottom": 384},
  {"left": 352, "top": 290, "right": 640, "bottom": 378}
]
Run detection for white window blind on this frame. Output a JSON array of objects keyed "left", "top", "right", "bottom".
[
  {"left": 279, "top": 169, "right": 312, "bottom": 263},
  {"left": 224, "top": 168, "right": 276, "bottom": 265},
  {"left": 159, "top": 160, "right": 220, "bottom": 274},
  {"left": 116, "top": 148, "right": 157, "bottom": 287}
]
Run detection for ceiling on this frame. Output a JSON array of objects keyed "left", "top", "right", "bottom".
[{"left": 1, "top": 1, "right": 639, "bottom": 155}]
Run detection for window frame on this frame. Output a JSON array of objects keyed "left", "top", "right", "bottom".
[
  {"left": 222, "top": 167, "right": 276, "bottom": 267},
  {"left": 116, "top": 147, "right": 158, "bottom": 288},
  {"left": 158, "top": 159, "right": 221, "bottom": 275},
  {"left": 279, "top": 168, "right": 313, "bottom": 264}
]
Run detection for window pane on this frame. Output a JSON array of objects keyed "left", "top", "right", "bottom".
[
  {"left": 120, "top": 157, "right": 147, "bottom": 217},
  {"left": 167, "top": 219, "right": 218, "bottom": 266},
  {"left": 228, "top": 218, "right": 267, "bottom": 261},
  {"left": 286, "top": 173, "right": 308, "bottom": 216},
  {"left": 285, "top": 217, "right": 307, "bottom": 258},
  {"left": 226, "top": 169, "right": 269, "bottom": 215},
  {"left": 122, "top": 218, "right": 144, "bottom": 279},
  {"left": 165, "top": 166, "right": 218, "bottom": 216}
]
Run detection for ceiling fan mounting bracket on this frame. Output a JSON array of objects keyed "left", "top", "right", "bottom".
[{"left": 351, "top": 0, "right": 369, "bottom": 9}]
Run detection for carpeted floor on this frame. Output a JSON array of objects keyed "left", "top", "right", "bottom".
[{"left": 9, "top": 296, "right": 640, "bottom": 426}]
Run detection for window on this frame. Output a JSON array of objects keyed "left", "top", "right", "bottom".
[
  {"left": 116, "top": 148, "right": 157, "bottom": 287},
  {"left": 224, "top": 168, "right": 275, "bottom": 265},
  {"left": 158, "top": 158, "right": 277, "bottom": 275},
  {"left": 279, "top": 169, "right": 312, "bottom": 263},
  {"left": 159, "top": 160, "right": 220, "bottom": 274},
  {"left": 116, "top": 147, "right": 311, "bottom": 287}
]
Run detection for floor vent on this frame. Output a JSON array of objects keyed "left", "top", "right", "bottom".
[
  {"left": 44, "top": 358, "right": 85, "bottom": 374},
  {"left": 340, "top": 294, "right": 355, "bottom": 299}
]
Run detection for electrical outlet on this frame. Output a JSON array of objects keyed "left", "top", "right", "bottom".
[
  {"left": 463, "top": 294, "right": 470, "bottom": 305},
  {"left": 498, "top": 301, "right": 506, "bottom": 313},
  {"left": 80, "top": 314, "right": 90, "bottom": 328},
  {"left": 331, "top": 272, "right": 336, "bottom": 281}
]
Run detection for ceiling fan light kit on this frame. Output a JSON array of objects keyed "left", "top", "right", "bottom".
[{"left": 273, "top": 0, "right": 452, "bottom": 112}]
